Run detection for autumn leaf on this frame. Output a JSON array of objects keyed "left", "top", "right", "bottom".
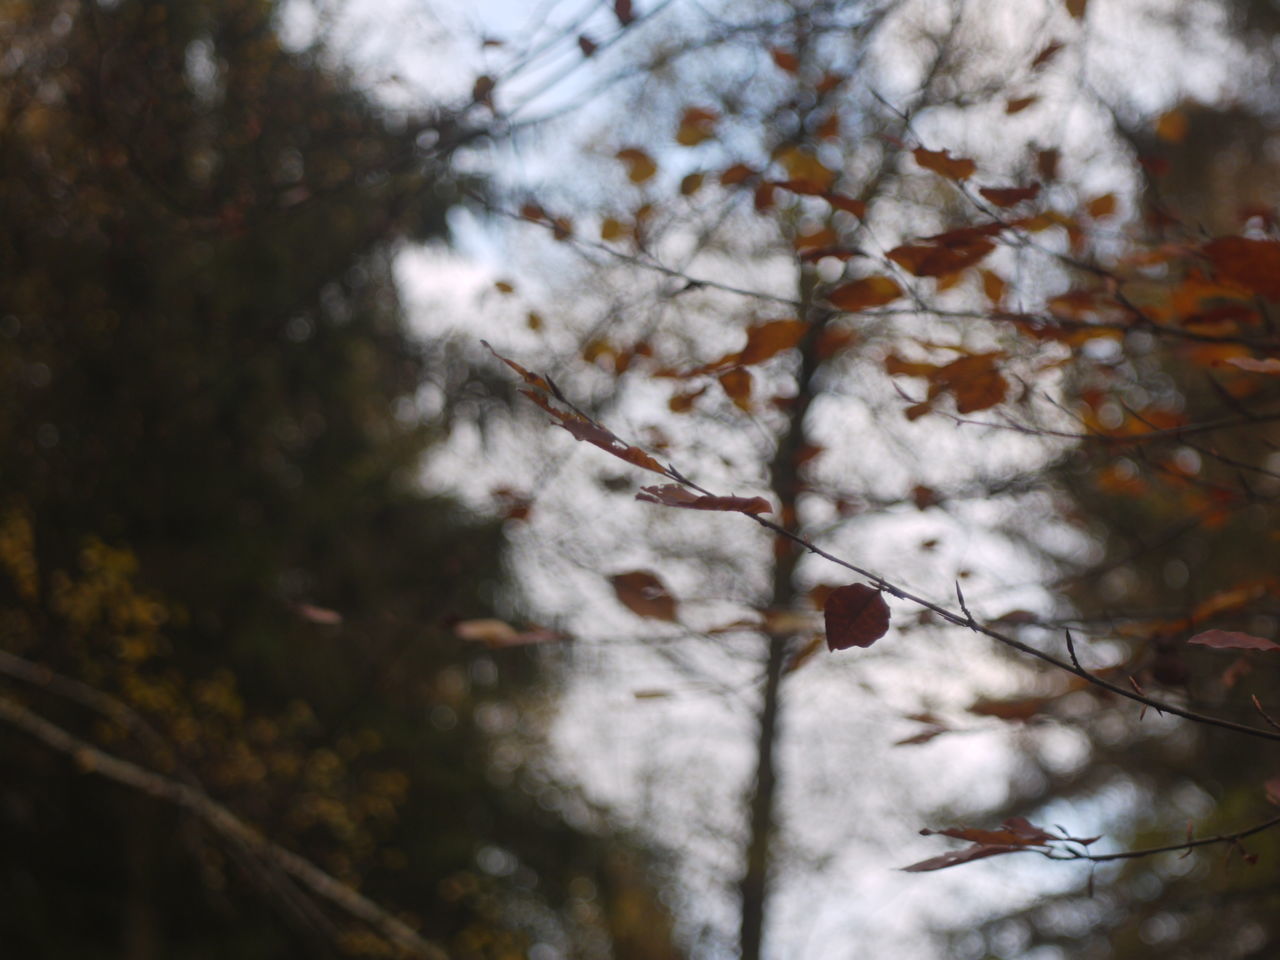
[
  {"left": 636, "top": 483, "right": 772, "bottom": 515},
  {"left": 617, "top": 147, "right": 658, "bottom": 183},
  {"left": 739, "top": 319, "right": 809, "bottom": 365},
  {"left": 1006, "top": 96, "right": 1038, "bottom": 114},
  {"left": 578, "top": 34, "right": 598, "bottom": 57},
  {"left": 1086, "top": 193, "right": 1117, "bottom": 218},
  {"left": 770, "top": 47, "right": 799, "bottom": 72},
  {"left": 824, "top": 584, "right": 890, "bottom": 651},
  {"left": 913, "top": 147, "right": 977, "bottom": 181},
  {"left": 1203, "top": 237, "right": 1280, "bottom": 300},
  {"left": 1155, "top": 107, "right": 1189, "bottom": 143},
  {"left": 823, "top": 192, "right": 867, "bottom": 217},
  {"left": 676, "top": 107, "right": 718, "bottom": 146},
  {"left": 1187, "top": 630, "right": 1280, "bottom": 653},
  {"left": 719, "top": 367, "right": 753, "bottom": 410},
  {"left": 613, "top": 0, "right": 635, "bottom": 26},
  {"left": 901, "top": 843, "right": 1027, "bottom": 873},
  {"left": 1031, "top": 40, "right": 1064, "bottom": 70},
  {"left": 921, "top": 817, "right": 1057, "bottom": 847},
  {"left": 1064, "top": 0, "right": 1088, "bottom": 20},
  {"left": 979, "top": 183, "right": 1041, "bottom": 208},
  {"left": 1224, "top": 356, "right": 1280, "bottom": 374},
  {"left": 680, "top": 172, "right": 705, "bottom": 195},
  {"left": 610, "top": 570, "right": 678, "bottom": 621},
  {"left": 454, "top": 619, "right": 561, "bottom": 648},
  {"left": 887, "top": 232, "right": 997, "bottom": 277},
  {"left": 827, "top": 275, "right": 902, "bottom": 311},
  {"left": 720, "top": 163, "right": 757, "bottom": 186},
  {"left": 295, "top": 603, "right": 343, "bottom": 625}
]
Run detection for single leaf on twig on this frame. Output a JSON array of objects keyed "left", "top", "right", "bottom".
[
  {"left": 636, "top": 483, "right": 772, "bottom": 515},
  {"left": 913, "top": 147, "right": 977, "bottom": 181},
  {"left": 824, "top": 584, "right": 890, "bottom": 650},
  {"left": 901, "top": 843, "right": 1026, "bottom": 873},
  {"left": 610, "top": 570, "right": 679, "bottom": 622},
  {"left": 921, "top": 817, "right": 1056, "bottom": 846},
  {"left": 1188, "top": 630, "right": 1280, "bottom": 653}
]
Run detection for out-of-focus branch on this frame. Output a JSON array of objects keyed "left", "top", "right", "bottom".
[{"left": 0, "top": 692, "right": 450, "bottom": 960}]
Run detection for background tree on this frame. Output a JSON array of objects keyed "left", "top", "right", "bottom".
[
  {"left": 0, "top": 1, "right": 681, "bottom": 957},
  {"left": 466, "top": 0, "right": 1280, "bottom": 957}
]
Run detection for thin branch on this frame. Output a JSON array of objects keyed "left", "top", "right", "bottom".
[{"left": 1049, "top": 812, "right": 1280, "bottom": 864}]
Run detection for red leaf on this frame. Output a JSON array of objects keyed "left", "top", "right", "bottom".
[
  {"left": 824, "top": 584, "right": 890, "bottom": 650},
  {"left": 770, "top": 48, "right": 799, "bottom": 72},
  {"left": 611, "top": 571, "right": 678, "bottom": 621},
  {"left": 1204, "top": 237, "right": 1280, "bottom": 300},
  {"left": 578, "top": 35, "right": 598, "bottom": 57},
  {"left": 636, "top": 484, "right": 772, "bottom": 515},
  {"left": 613, "top": 0, "right": 635, "bottom": 25},
  {"left": 901, "top": 843, "right": 1026, "bottom": 873},
  {"left": 1187, "top": 630, "right": 1280, "bottom": 653},
  {"left": 921, "top": 817, "right": 1056, "bottom": 847}
]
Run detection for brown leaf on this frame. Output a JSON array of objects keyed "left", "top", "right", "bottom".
[
  {"left": 1155, "top": 108, "right": 1188, "bottom": 143},
  {"left": 824, "top": 584, "right": 891, "bottom": 651},
  {"left": 740, "top": 319, "right": 809, "bottom": 365},
  {"left": 969, "top": 695, "right": 1046, "bottom": 721},
  {"left": 676, "top": 107, "right": 718, "bottom": 146},
  {"left": 824, "top": 193, "right": 867, "bottom": 217},
  {"left": 770, "top": 47, "right": 799, "bottom": 72},
  {"left": 1036, "top": 147, "right": 1061, "bottom": 181},
  {"left": 295, "top": 603, "right": 343, "bottom": 625},
  {"left": 720, "top": 163, "right": 757, "bottom": 186},
  {"left": 455, "top": 619, "right": 562, "bottom": 648},
  {"left": 1203, "top": 237, "right": 1280, "bottom": 300},
  {"left": 794, "top": 226, "right": 840, "bottom": 251},
  {"left": 827, "top": 275, "right": 903, "bottom": 311},
  {"left": 1006, "top": 96, "right": 1038, "bottom": 114},
  {"left": 921, "top": 817, "right": 1056, "bottom": 846},
  {"left": 1086, "top": 193, "right": 1117, "bottom": 218},
  {"left": 1225, "top": 356, "right": 1280, "bottom": 374},
  {"left": 680, "top": 172, "right": 705, "bottom": 195},
  {"left": 483, "top": 341, "right": 551, "bottom": 392},
  {"left": 932, "top": 353, "right": 1009, "bottom": 414},
  {"left": 472, "top": 74, "right": 496, "bottom": 105},
  {"left": 1187, "top": 630, "right": 1280, "bottom": 653},
  {"left": 1064, "top": 0, "right": 1088, "bottom": 20},
  {"left": 613, "top": 0, "right": 635, "bottom": 26},
  {"left": 578, "top": 34, "right": 598, "bottom": 57},
  {"left": 887, "top": 237, "right": 996, "bottom": 277},
  {"left": 719, "top": 367, "right": 753, "bottom": 410},
  {"left": 1031, "top": 40, "right": 1065, "bottom": 70},
  {"left": 636, "top": 483, "right": 772, "bottom": 515},
  {"left": 913, "top": 147, "right": 977, "bottom": 181},
  {"left": 616, "top": 147, "right": 657, "bottom": 183},
  {"left": 611, "top": 571, "right": 678, "bottom": 621},
  {"left": 979, "top": 183, "right": 1041, "bottom": 208},
  {"left": 901, "top": 843, "right": 1026, "bottom": 873}
]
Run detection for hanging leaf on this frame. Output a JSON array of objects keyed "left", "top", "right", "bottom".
[
  {"left": 613, "top": 0, "right": 636, "bottom": 26},
  {"left": 720, "top": 163, "right": 757, "bottom": 186},
  {"left": 1031, "top": 40, "right": 1065, "bottom": 70},
  {"left": 913, "top": 147, "right": 977, "bottom": 181},
  {"left": 1086, "top": 193, "right": 1117, "bottom": 218},
  {"left": 901, "top": 843, "right": 1026, "bottom": 873},
  {"left": 824, "top": 584, "right": 891, "bottom": 651},
  {"left": 680, "top": 172, "right": 705, "bottom": 195},
  {"left": 617, "top": 147, "right": 658, "bottom": 183},
  {"left": 1203, "top": 237, "right": 1280, "bottom": 300},
  {"left": 578, "top": 35, "right": 598, "bottom": 57},
  {"left": 827, "top": 276, "right": 903, "bottom": 311},
  {"left": 921, "top": 817, "right": 1057, "bottom": 847},
  {"left": 824, "top": 192, "right": 867, "bottom": 217},
  {"left": 610, "top": 571, "right": 678, "bottom": 621},
  {"left": 979, "top": 183, "right": 1040, "bottom": 208},
  {"left": 770, "top": 48, "right": 799, "bottom": 72},
  {"left": 1006, "top": 96, "right": 1038, "bottom": 114},
  {"left": 719, "top": 367, "right": 753, "bottom": 410},
  {"left": 794, "top": 226, "right": 840, "bottom": 251},
  {"left": 676, "top": 107, "right": 718, "bottom": 146},
  {"left": 1064, "top": 0, "right": 1088, "bottom": 20},
  {"left": 636, "top": 483, "right": 772, "bottom": 515},
  {"left": 888, "top": 237, "right": 995, "bottom": 277},
  {"left": 1188, "top": 630, "right": 1280, "bottom": 653},
  {"left": 740, "top": 319, "right": 809, "bottom": 365}
]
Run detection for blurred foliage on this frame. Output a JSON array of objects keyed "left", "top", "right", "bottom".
[{"left": 0, "top": 1, "right": 679, "bottom": 958}]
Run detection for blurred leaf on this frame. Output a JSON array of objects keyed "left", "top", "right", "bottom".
[{"left": 824, "top": 584, "right": 890, "bottom": 651}]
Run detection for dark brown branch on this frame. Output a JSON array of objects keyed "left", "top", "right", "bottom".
[{"left": 1050, "top": 812, "right": 1280, "bottom": 864}]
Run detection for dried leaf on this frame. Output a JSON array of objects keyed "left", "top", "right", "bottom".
[
  {"left": 295, "top": 603, "right": 343, "bottom": 625},
  {"left": 1006, "top": 96, "right": 1038, "bottom": 114},
  {"left": 1031, "top": 41, "right": 1064, "bottom": 70},
  {"left": 455, "top": 619, "right": 561, "bottom": 648},
  {"left": 610, "top": 570, "right": 678, "bottom": 621},
  {"left": 719, "top": 367, "right": 753, "bottom": 410},
  {"left": 613, "top": 0, "right": 635, "bottom": 26},
  {"left": 636, "top": 483, "right": 772, "bottom": 515},
  {"left": 676, "top": 107, "right": 718, "bottom": 146},
  {"left": 979, "top": 183, "right": 1041, "bottom": 208},
  {"left": 827, "top": 275, "right": 903, "bottom": 311},
  {"left": 1225, "top": 356, "right": 1280, "bottom": 374},
  {"left": 888, "top": 237, "right": 996, "bottom": 277},
  {"left": 1203, "top": 237, "right": 1280, "bottom": 300},
  {"left": 770, "top": 47, "right": 799, "bottom": 72},
  {"left": 578, "top": 34, "right": 598, "bottom": 57},
  {"left": 720, "top": 163, "right": 757, "bottom": 186},
  {"left": 680, "top": 172, "right": 705, "bottom": 195},
  {"left": 901, "top": 843, "right": 1026, "bottom": 873},
  {"left": 824, "top": 193, "right": 867, "bottom": 217},
  {"left": 913, "top": 147, "right": 977, "bottom": 181},
  {"left": 1086, "top": 193, "right": 1117, "bottom": 218},
  {"left": 921, "top": 817, "right": 1056, "bottom": 846},
  {"left": 1064, "top": 0, "right": 1088, "bottom": 20},
  {"left": 1187, "top": 630, "right": 1280, "bottom": 653},
  {"left": 740, "top": 319, "right": 809, "bottom": 364},
  {"left": 1155, "top": 108, "right": 1189, "bottom": 143},
  {"left": 617, "top": 147, "right": 657, "bottom": 183},
  {"left": 824, "top": 584, "right": 891, "bottom": 651}
]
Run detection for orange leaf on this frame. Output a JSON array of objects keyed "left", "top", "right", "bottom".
[
  {"left": 636, "top": 483, "right": 772, "bottom": 515},
  {"left": 824, "top": 584, "right": 890, "bottom": 650},
  {"left": 794, "top": 226, "right": 840, "bottom": 251},
  {"left": 610, "top": 571, "right": 678, "bottom": 622},
  {"left": 776, "top": 146, "right": 837, "bottom": 192},
  {"left": 1155, "top": 108, "right": 1189, "bottom": 143},
  {"left": 913, "top": 147, "right": 977, "bottom": 181},
  {"left": 932, "top": 353, "right": 1009, "bottom": 413},
  {"left": 980, "top": 269, "right": 1006, "bottom": 305},
  {"left": 888, "top": 237, "right": 995, "bottom": 277},
  {"left": 1005, "top": 96, "right": 1038, "bottom": 114},
  {"left": 827, "top": 275, "right": 903, "bottom": 311},
  {"left": 676, "top": 107, "right": 718, "bottom": 146}
]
